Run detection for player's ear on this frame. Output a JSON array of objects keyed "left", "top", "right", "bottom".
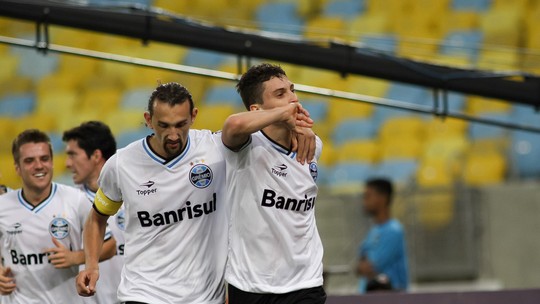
[
  {"left": 91, "top": 149, "right": 103, "bottom": 161},
  {"left": 191, "top": 107, "right": 198, "bottom": 124},
  {"left": 249, "top": 104, "right": 261, "bottom": 111},
  {"left": 143, "top": 111, "right": 153, "bottom": 129}
]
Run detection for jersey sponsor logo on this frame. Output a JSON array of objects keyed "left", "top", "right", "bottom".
[
  {"left": 137, "top": 180, "right": 157, "bottom": 196},
  {"left": 260, "top": 189, "right": 316, "bottom": 212},
  {"left": 309, "top": 162, "right": 318, "bottom": 181},
  {"left": 49, "top": 217, "right": 70, "bottom": 239},
  {"left": 7, "top": 222, "right": 23, "bottom": 235},
  {"left": 190, "top": 164, "right": 213, "bottom": 188},
  {"left": 10, "top": 249, "right": 51, "bottom": 265},
  {"left": 271, "top": 164, "right": 288, "bottom": 178},
  {"left": 116, "top": 209, "right": 125, "bottom": 231},
  {"left": 137, "top": 193, "right": 217, "bottom": 227}
]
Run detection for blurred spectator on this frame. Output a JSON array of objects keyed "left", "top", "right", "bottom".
[{"left": 356, "top": 178, "right": 409, "bottom": 293}]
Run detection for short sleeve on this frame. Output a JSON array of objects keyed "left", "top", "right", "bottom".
[
  {"left": 98, "top": 153, "right": 122, "bottom": 202},
  {"left": 315, "top": 136, "right": 323, "bottom": 162}
]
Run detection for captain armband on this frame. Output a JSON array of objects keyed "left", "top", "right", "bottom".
[{"left": 93, "top": 188, "right": 123, "bottom": 216}]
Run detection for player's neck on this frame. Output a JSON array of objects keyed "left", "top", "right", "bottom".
[
  {"left": 374, "top": 210, "right": 391, "bottom": 225},
  {"left": 262, "top": 125, "right": 293, "bottom": 150},
  {"left": 85, "top": 180, "right": 99, "bottom": 193},
  {"left": 22, "top": 183, "right": 53, "bottom": 206}
]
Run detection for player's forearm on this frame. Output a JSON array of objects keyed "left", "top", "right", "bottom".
[
  {"left": 84, "top": 209, "right": 109, "bottom": 270},
  {"left": 222, "top": 108, "right": 289, "bottom": 148},
  {"left": 98, "top": 238, "right": 117, "bottom": 262}
]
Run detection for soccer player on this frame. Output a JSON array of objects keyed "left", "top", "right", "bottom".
[
  {"left": 63, "top": 121, "right": 124, "bottom": 304},
  {"left": 0, "top": 129, "right": 116, "bottom": 304},
  {"left": 76, "top": 83, "right": 229, "bottom": 304},
  {"left": 356, "top": 178, "right": 409, "bottom": 293},
  {"left": 221, "top": 63, "right": 326, "bottom": 303}
]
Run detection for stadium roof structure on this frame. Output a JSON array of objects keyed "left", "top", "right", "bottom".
[{"left": 0, "top": 0, "right": 539, "bottom": 122}]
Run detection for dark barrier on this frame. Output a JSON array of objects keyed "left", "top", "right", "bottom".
[{"left": 327, "top": 289, "right": 540, "bottom": 304}]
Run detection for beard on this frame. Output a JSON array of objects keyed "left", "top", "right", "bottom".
[{"left": 163, "top": 137, "right": 183, "bottom": 159}]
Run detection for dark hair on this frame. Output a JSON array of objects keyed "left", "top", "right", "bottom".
[
  {"left": 147, "top": 82, "right": 194, "bottom": 116},
  {"left": 12, "top": 129, "right": 53, "bottom": 164},
  {"left": 366, "top": 178, "right": 393, "bottom": 205},
  {"left": 236, "top": 63, "right": 287, "bottom": 110},
  {"left": 62, "top": 121, "right": 117, "bottom": 161}
]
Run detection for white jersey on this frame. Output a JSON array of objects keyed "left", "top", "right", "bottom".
[
  {"left": 224, "top": 131, "right": 324, "bottom": 293},
  {"left": 0, "top": 183, "right": 89, "bottom": 304},
  {"left": 78, "top": 185, "right": 124, "bottom": 304},
  {"left": 98, "top": 130, "right": 227, "bottom": 304}
]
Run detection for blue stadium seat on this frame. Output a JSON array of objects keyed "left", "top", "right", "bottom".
[
  {"left": 323, "top": 0, "right": 365, "bottom": 20},
  {"left": 386, "top": 83, "right": 431, "bottom": 106},
  {"left": 117, "top": 128, "right": 152, "bottom": 148},
  {"left": 256, "top": 2, "right": 304, "bottom": 35},
  {"left": 0, "top": 93, "right": 35, "bottom": 117},
  {"left": 183, "top": 49, "right": 228, "bottom": 69},
  {"left": 358, "top": 34, "right": 397, "bottom": 54},
  {"left": 302, "top": 98, "right": 329, "bottom": 122},
  {"left": 48, "top": 132, "right": 65, "bottom": 153},
  {"left": 373, "top": 107, "right": 413, "bottom": 127},
  {"left": 511, "top": 131, "right": 540, "bottom": 178},
  {"left": 327, "top": 162, "right": 373, "bottom": 188},
  {"left": 315, "top": 164, "right": 330, "bottom": 185},
  {"left": 469, "top": 113, "right": 511, "bottom": 139},
  {"left": 371, "top": 159, "right": 418, "bottom": 185},
  {"left": 13, "top": 46, "right": 59, "bottom": 80},
  {"left": 446, "top": 92, "right": 466, "bottom": 112},
  {"left": 451, "top": 0, "right": 492, "bottom": 11},
  {"left": 203, "top": 85, "right": 243, "bottom": 108},
  {"left": 511, "top": 105, "right": 540, "bottom": 127},
  {"left": 120, "top": 87, "right": 153, "bottom": 110},
  {"left": 332, "top": 118, "right": 376, "bottom": 146},
  {"left": 441, "top": 31, "right": 483, "bottom": 60}
]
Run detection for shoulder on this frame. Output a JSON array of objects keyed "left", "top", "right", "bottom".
[
  {"left": 55, "top": 183, "right": 87, "bottom": 200},
  {"left": 0, "top": 189, "right": 18, "bottom": 205},
  {"left": 384, "top": 219, "right": 405, "bottom": 236}
]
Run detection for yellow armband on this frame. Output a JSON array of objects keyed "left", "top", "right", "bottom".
[{"left": 94, "top": 188, "right": 123, "bottom": 216}]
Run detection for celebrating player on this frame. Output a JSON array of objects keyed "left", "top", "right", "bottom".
[
  {"left": 63, "top": 121, "right": 125, "bottom": 304},
  {"left": 222, "top": 63, "right": 326, "bottom": 303},
  {"left": 76, "top": 83, "right": 228, "bottom": 304},
  {"left": 0, "top": 129, "right": 116, "bottom": 304}
]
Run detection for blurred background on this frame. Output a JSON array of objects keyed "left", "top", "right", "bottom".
[{"left": 0, "top": 0, "right": 539, "bottom": 296}]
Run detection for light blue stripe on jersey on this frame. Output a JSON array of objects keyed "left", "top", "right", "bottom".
[
  {"left": 83, "top": 184, "right": 96, "bottom": 202},
  {"left": 18, "top": 183, "right": 57, "bottom": 213},
  {"left": 142, "top": 136, "right": 191, "bottom": 169}
]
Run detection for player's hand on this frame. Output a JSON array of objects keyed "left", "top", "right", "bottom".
[
  {"left": 294, "top": 103, "right": 313, "bottom": 129},
  {"left": 76, "top": 268, "right": 99, "bottom": 297},
  {"left": 45, "top": 238, "right": 83, "bottom": 268},
  {"left": 292, "top": 127, "right": 316, "bottom": 165},
  {"left": 0, "top": 267, "right": 16, "bottom": 295}
]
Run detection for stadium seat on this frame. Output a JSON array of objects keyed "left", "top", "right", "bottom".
[
  {"left": 36, "top": 89, "right": 78, "bottom": 115},
  {"left": 440, "top": 30, "right": 483, "bottom": 61},
  {"left": 348, "top": 14, "right": 390, "bottom": 37},
  {"left": 79, "top": 87, "right": 122, "bottom": 114},
  {"left": 451, "top": 0, "right": 492, "bottom": 11},
  {"left": 36, "top": 72, "right": 81, "bottom": 96},
  {"left": 347, "top": 75, "right": 390, "bottom": 97},
  {"left": 256, "top": 2, "right": 304, "bottom": 35},
  {"left": 302, "top": 98, "right": 329, "bottom": 123},
  {"left": 422, "top": 135, "right": 469, "bottom": 163},
  {"left": 480, "top": 8, "right": 522, "bottom": 47},
  {"left": 183, "top": 48, "right": 228, "bottom": 69},
  {"left": 358, "top": 34, "right": 397, "bottom": 53},
  {"left": 466, "top": 96, "right": 512, "bottom": 115},
  {"left": 380, "top": 137, "right": 423, "bottom": 160},
  {"left": 0, "top": 54, "right": 19, "bottom": 83},
  {"left": 0, "top": 93, "right": 35, "bottom": 117},
  {"left": 120, "top": 87, "right": 154, "bottom": 110},
  {"left": 476, "top": 49, "right": 519, "bottom": 70},
  {"left": 0, "top": 153, "right": 19, "bottom": 189},
  {"left": 117, "top": 128, "right": 152, "bottom": 149},
  {"left": 13, "top": 113, "right": 57, "bottom": 135},
  {"left": 327, "top": 100, "right": 373, "bottom": 126},
  {"left": 192, "top": 105, "right": 236, "bottom": 132},
  {"left": 379, "top": 116, "right": 425, "bottom": 142},
  {"left": 373, "top": 107, "right": 414, "bottom": 126},
  {"left": 304, "top": 16, "right": 348, "bottom": 41},
  {"left": 13, "top": 46, "right": 59, "bottom": 81},
  {"left": 511, "top": 105, "right": 540, "bottom": 127},
  {"left": 332, "top": 119, "right": 377, "bottom": 146},
  {"left": 468, "top": 113, "right": 511, "bottom": 140},
  {"left": 385, "top": 82, "right": 431, "bottom": 107},
  {"left": 510, "top": 131, "right": 540, "bottom": 178},
  {"left": 203, "top": 85, "right": 243, "bottom": 108},
  {"left": 105, "top": 110, "right": 146, "bottom": 136},
  {"left": 463, "top": 151, "right": 506, "bottom": 186},
  {"left": 417, "top": 158, "right": 454, "bottom": 187},
  {"left": 371, "top": 159, "right": 418, "bottom": 185},
  {"left": 323, "top": 0, "right": 365, "bottom": 20},
  {"left": 327, "top": 161, "right": 374, "bottom": 192},
  {"left": 441, "top": 11, "right": 480, "bottom": 33},
  {"left": 335, "top": 140, "right": 379, "bottom": 163}
]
